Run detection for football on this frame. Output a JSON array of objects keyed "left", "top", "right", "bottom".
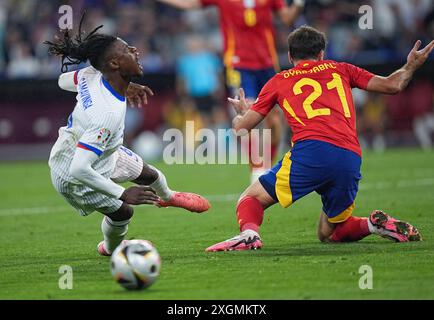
[{"left": 110, "top": 240, "right": 161, "bottom": 290}]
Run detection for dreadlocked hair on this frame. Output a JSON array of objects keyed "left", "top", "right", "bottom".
[{"left": 44, "top": 13, "right": 117, "bottom": 73}]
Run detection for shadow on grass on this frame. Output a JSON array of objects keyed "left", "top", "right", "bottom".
[
  {"left": 253, "top": 241, "right": 428, "bottom": 258},
  {"left": 109, "top": 288, "right": 168, "bottom": 296}
]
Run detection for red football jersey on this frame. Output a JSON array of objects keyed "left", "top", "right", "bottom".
[
  {"left": 201, "top": 0, "right": 284, "bottom": 70},
  {"left": 251, "top": 60, "right": 375, "bottom": 156}
]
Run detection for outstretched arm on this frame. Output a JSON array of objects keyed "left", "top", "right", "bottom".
[
  {"left": 156, "top": 0, "right": 202, "bottom": 10},
  {"left": 367, "top": 40, "right": 434, "bottom": 95},
  {"left": 232, "top": 110, "right": 266, "bottom": 135},
  {"left": 277, "top": 0, "right": 305, "bottom": 26}
]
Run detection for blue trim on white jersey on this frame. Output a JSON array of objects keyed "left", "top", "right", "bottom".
[
  {"left": 77, "top": 142, "right": 103, "bottom": 156},
  {"left": 67, "top": 114, "right": 73, "bottom": 128},
  {"left": 101, "top": 78, "right": 126, "bottom": 102}
]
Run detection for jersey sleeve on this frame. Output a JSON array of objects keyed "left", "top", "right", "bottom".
[
  {"left": 77, "top": 112, "right": 119, "bottom": 156},
  {"left": 341, "top": 62, "right": 375, "bottom": 90},
  {"left": 58, "top": 71, "right": 79, "bottom": 92},
  {"left": 250, "top": 77, "right": 279, "bottom": 116},
  {"left": 76, "top": 66, "right": 99, "bottom": 83},
  {"left": 200, "top": 0, "right": 219, "bottom": 7},
  {"left": 61, "top": 66, "right": 98, "bottom": 92}
]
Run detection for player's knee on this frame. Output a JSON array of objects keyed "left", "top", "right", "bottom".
[
  {"left": 317, "top": 231, "right": 329, "bottom": 243},
  {"left": 237, "top": 195, "right": 250, "bottom": 206},
  {"left": 237, "top": 195, "right": 268, "bottom": 210},
  {"left": 317, "top": 212, "right": 336, "bottom": 243},
  {"left": 108, "top": 203, "right": 134, "bottom": 221},
  {"left": 317, "top": 227, "right": 334, "bottom": 243},
  {"left": 123, "top": 205, "right": 134, "bottom": 220},
  {"left": 238, "top": 182, "right": 276, "bottom": 209}
]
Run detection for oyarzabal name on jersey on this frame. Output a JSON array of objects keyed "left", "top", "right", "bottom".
[
  {"left": 162, "top": 121, "right": 272, "bottom": 165},
  {"left": 283, "top": 62, "right": 337, "bottom": 78}
]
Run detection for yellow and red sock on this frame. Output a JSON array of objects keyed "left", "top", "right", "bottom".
[
  {"left": 331, "top": 216, "right": 371, "bottom": 242},
  {"left": 237, "top": 196, "right": 264, "bottom": 233}
]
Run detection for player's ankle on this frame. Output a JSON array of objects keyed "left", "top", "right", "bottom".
[
  {"left": 367, "top": 218, "right": 378, "bottom": 234},
  {"left": 241, "top": 223, "right": 260, "bottom": 234},
  {"left": 159, "top": 190, "right": 174, "bottom": 201},
  {"left": 148, "top": 167, "right": 174, "bottom": 201}
]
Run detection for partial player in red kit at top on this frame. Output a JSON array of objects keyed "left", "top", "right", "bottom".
[
  {"left": 206, "top": 26, "right": 433, "bottom": 252},
  {"left": 156, "top": 0, "right": 304, "bottom": 182},
  {"left": 198, "top": 0, "right": 301, "bottom": 70}
]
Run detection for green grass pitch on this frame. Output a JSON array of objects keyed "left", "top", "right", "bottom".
[{"left": 0, "top": 149, "right": 433, "bottom": 300}]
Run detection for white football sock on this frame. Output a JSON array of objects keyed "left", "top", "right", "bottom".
[
  {"left": 241, "top": 229, "right": 260, "bottom": 237},
  {"left": 148, "top": 165, "right": 174, "bottom": 201},
  {"left": 367, "top": 218, "right": 379, "bottom": 235},
  {"left": 101, "top": 216, "right": 130, "bottom": 254}
]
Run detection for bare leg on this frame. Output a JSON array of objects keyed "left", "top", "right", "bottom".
[
  {"left": 132, "top": 164, "right": 159, "bottom": 186},
  {"left": 239, "top": 180, "right": 277, "bottom": 209}
]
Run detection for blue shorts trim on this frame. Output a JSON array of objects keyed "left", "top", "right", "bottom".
[{"left": 228, "top": 68, "right": 275, "bottom": 99}]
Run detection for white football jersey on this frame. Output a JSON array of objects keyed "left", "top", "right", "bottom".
[{"left": 49, "top": 67, "right": 126, "bottom": 182}]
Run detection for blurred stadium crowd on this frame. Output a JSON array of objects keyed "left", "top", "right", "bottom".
[
  {"left": 1, "top": 0, "right": 433, "bottom": 77},
  {"left": 0, "top": 0, "right": 433, "bottom": 153}
]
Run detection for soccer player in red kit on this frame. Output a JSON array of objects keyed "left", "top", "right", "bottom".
[
  {"left": 206, "top": 26, "right": 433, "bottom": 252},
  {"left": 156, "top": 0, "right": 304, "bottom": 182}
]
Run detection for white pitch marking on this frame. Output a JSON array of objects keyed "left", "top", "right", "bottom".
[
  {"left": 0, "top": 206, "right": 69, "bottom": 217},
  {"left": 360, "top": 178, "right": 434, "bottom": 190},
  {"left": 205, "top": 194, "right": 240, "bottom": 201},
  {"left": 1, "top": 177, "right": 433, "bottom": 217}
]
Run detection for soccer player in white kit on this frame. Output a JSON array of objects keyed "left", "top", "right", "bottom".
[{"left": 45, "top": 21, "right": 210, "bottom": 256}]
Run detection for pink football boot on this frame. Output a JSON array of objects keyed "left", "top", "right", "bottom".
[
  {"left": 369, "top": 210, "right": 422, "bottom": 242},
  {"left": 205, "top": 230, "right": 263, "bottom": 252},
  {"left": 158, "top": 192, "right": 211, "bottom": 213},
  {"left": 97, "top": 240, "right": 130, "bottom": 256}
]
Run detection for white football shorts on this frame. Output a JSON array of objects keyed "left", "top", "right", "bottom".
[{"left": 51, "top": 146, "right": 143, "bottom": 216}]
